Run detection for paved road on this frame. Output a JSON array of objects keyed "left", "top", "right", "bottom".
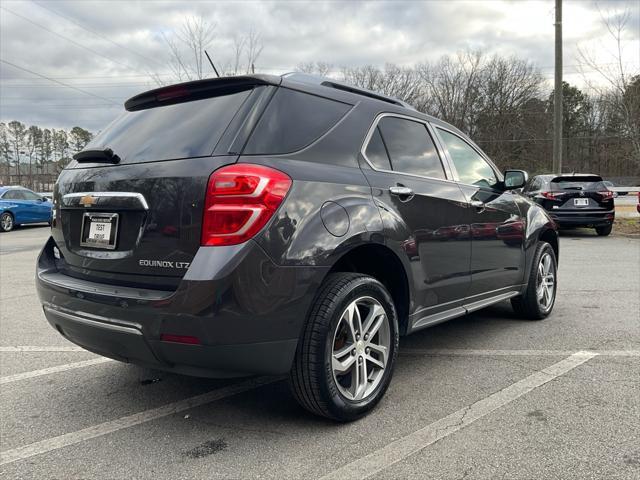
[{"left": 1, "top": 226, "right": 638, "bottom": 479}]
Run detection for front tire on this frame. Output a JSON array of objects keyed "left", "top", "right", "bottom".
[
  {"left": 511, "top": 242, "right": 557, "bottom": 320},
  {"left": 595, "top": 225, "right": 612, "bottom": 236},
  {"left": 289, "top": 273, "right": 399, "bottom": 421},
  {"left": 0, "top": 212, "right": 14, "bottom": 232}
]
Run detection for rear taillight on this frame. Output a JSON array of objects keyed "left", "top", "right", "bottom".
[
  {"left": 598, "top": 191, "right": 614, "bottom": 200},
  {"left": 201, "top": 164, "right": 292, "bottom": 246},
  {"left": 541, "top": 191, "right": 564, "bottom": 200}
]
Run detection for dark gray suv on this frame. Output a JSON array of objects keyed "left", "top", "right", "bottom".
[{"left": 36, "top": 73, "right": 559, "bottom": 421}]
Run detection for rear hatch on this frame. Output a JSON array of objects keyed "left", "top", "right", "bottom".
[
  {"left": 51, "top": 77, "right": 277, "bottom": 290},
  {"left": 539, "top": 175, "right": 614, "bottom": 212}
]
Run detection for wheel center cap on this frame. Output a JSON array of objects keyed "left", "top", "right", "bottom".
[{"left": 356, "top": 341, "right": 365, "bottom": 354}]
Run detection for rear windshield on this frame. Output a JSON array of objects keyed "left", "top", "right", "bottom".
[
  {"left": 243, "top": 88, "right": 352, "bottom": 155},
  {"left": 82, "top": 87, "right": 253, "bottom": 164},
  {"left": 551, "top": 176, "right": 605, "bottom": 191}
]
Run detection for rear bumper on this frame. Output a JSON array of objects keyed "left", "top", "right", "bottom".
[
  {"left": 549, "top": 209, "right": 614, "bottom": 228},
  {"left": 36, "top": 237, "right": 328, "bottom": 377}
]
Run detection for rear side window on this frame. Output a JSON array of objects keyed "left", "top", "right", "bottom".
[
  {"left": 2, "top": 190, "right": 21, "bottom": 200},
  {"left": 377, "top": 117, "right": 445, "bottom": 179},
  {"left": 83, "top": 88, "right": 253, "bottom": 164},
  {"left": 243, "top": 88, "right": 351, "bottom": 155},
  {"left": 364, "top": 127, "right": 392, "bottom": 170}
]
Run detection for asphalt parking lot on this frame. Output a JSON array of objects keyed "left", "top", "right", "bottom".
[{"left": 1, "top": 224, "right": 638, "bottom": 479}]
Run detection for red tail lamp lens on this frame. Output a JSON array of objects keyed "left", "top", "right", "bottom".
[
  {"left": 201, "top": 164, "right": 292, "bottom": 246},
  {"left": 598, "top": 191, "right": 614, "bottom": 200}
]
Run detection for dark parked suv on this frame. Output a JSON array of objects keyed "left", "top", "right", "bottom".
[
  {"left": 36, "top": 73, "right": 559, "bottom": 420},
  {"left": 523, "top": 174, "right": 615, "bottom": 236}
]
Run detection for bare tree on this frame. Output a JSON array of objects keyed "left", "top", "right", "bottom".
[
  {"left": 296, "top": 62, "right": 335, "bottom": 77},
  {"left": 153, "top": 16, "right": 217, "bottom": 84},
  {"left": 154, "top": 16, "right": 264, "bottom": 83},
  {"left": 578, "top": 5, "right": 640, "bottom": 162}
]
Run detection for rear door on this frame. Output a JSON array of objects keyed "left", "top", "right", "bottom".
[
  {"left": 3, "top": 190, "right": 31, "bottom": 223},
  {"left": 434, "top": 126, "right": 525, "bottom": 298},
  {"left": 359, "top": 114, "right": 471, "bottom": 319},
  {"left": 53, "top": 81, "right": 272, "bottom": 289}
]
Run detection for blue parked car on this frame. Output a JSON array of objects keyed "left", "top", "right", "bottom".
[{"left": 0, "top": 186, "right": 53, "bottom": 232}]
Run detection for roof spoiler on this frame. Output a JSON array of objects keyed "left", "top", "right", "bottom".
[{"left": 124, "top": 74, "right": 281, "bottom": 111}]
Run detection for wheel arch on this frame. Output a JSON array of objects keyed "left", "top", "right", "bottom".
[{"left": 325, "top": 242, "right": 411, "bottom": 335}]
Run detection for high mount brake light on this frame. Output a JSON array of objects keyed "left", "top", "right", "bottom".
[{"left": 201, "top": 164, "right": 292, "bottom": 246}]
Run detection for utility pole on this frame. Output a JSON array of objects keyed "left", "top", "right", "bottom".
[{"left": 553, "top": 0, "right": 563, "bottom": 173}]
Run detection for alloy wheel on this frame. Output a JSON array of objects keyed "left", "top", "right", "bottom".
[
  {"left": 331, "top": 296, "right": 391, "bottom": 401},
  {"left": 536, "top": 252, "right": 555, "bottom": 311},
  {"left": 1, "top": 214, "right": 13, "bottom": 231}
]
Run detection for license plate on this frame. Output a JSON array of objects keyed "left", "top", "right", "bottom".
[
  {"left": 80, "top": 213, "right": 119, "bottom": 249},
  {"left": 574, "top": 198, "right": 589, "bottom": 207}
]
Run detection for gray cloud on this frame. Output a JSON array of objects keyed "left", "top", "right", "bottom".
[{"left": 0, "top": 0, "right": 638, "bottom": 132}]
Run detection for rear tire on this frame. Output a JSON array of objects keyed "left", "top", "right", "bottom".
[
  {"left": 289, "top": 273, "right": 399, "bottom": 421},
  {"left": 595, "top": 225, "right": 612, "bottom": 236},
  {"left": 511, "top": 242, "right": 557, "bottom": 320},
  {"left": 0, "top": 212, "right": 14, "bottom": 232}
]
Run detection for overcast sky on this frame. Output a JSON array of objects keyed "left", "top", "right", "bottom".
[{"left": 1, "top": 0, "right": 638, "bottom": 132}]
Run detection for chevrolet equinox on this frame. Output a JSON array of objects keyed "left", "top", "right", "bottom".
[{"left": 36, "top": 73, "right": 559, "bottom": 421}]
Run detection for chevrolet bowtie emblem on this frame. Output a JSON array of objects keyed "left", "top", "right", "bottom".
[{"left": 79, "top": 195, "right": 97, "bottom": 207}]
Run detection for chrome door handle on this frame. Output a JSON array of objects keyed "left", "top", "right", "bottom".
[{"left": 389, "top": 186, "right": 414, "bottom": 196}]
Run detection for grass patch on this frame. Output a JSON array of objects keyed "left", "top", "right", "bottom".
[{"left": 614, "top": 218, "right": 640, "bottom": 236}]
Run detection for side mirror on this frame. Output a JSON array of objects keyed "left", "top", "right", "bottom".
[{"left": 504, "top": 170, "right": 528, "bottom": 190}]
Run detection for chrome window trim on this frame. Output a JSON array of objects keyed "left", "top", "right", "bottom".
[
  {"left": 431, "top": 125, "right": 504, "bottom": 189},
  {"left": 360, "top": 112, "right": 457, "bottom": 184}
]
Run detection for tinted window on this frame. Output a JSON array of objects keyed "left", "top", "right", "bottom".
[
  {"left": 364, "top": 127, "right": 392, "bottom": 170},
  {"left": 84, "top": 88, "right": 253, "bottom": 164},
  {"left": 244, "top": 88, "right": 351, "bottom": 154},
  {"left": 2, "top": 190, "right": 20, "bottom": 199},
  {"left": 377, "top": 117, "right": 445, "bottom": 179},
  {"left": 438, "top": 129, "right": 498, "bottom": 188},
  {"left": 21, "top": 190, "right": 41, "bottom": 200}
]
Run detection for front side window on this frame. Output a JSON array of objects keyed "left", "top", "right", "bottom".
[
  {"left": 437, "top": 129, "right": 498, "bottom": 189},
  {"left": 377, "top": 116, "right": 445, "bottom": 179},
  {"left": 21, "top": 190, "right": 41, "bottom": 200}
]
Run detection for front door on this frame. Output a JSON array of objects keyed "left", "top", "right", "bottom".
[
  {"left": 360, "top": 115, "right": 471, "bottom": 319},
  {"left": 434, "top": 127, "right": 525, "bottom": 298}
]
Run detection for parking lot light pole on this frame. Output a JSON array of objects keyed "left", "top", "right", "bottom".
[{"left": 553, "top": 0, "right": 563, "bottom": 174}]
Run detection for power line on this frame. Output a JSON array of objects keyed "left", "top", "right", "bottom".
[
  {"left": 0, "top": 59, "right": 120, "bottom": 105},
  {"left": 32, "top": 1, "right": 167, "bottom": 69},
  {"left": 0, "top": 6, "right": 146, "bottom": 74}
]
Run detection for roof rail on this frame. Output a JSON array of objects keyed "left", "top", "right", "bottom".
[{"left": 282, "top": 72, "right": 415, "bottom": 110}]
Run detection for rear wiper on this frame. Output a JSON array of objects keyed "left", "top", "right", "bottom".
[{"left": 73, "top": 148, "right": 120, "bottom": 164}]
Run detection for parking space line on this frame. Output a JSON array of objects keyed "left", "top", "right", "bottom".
[
  {"left": 0, "top": 376, "right": 281, "bottom": 466},
  {"left": 0, "top": 358, "right": 113, "bottom": 385},
  {"left": 319, "top": 351, "right": 598, "bottom": 480},
  {"left": 0, "top": 346, "right": 86, "bottom": 352},
  {"left": 401, "top": 348, "right": 640, "bottom": 357}
]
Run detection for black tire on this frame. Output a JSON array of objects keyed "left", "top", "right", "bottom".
[
  {"left": 289, "top": 273, "right": 399, "bottom": 421},
  {"left": 0, "top": 212, "right": 14, "bottom": 232},
  {"left": 511, "top": 241, "right": 557, "bottom": 320},
  {"left": 595, "top": 225, "right": 612, "bottom": 236}
]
